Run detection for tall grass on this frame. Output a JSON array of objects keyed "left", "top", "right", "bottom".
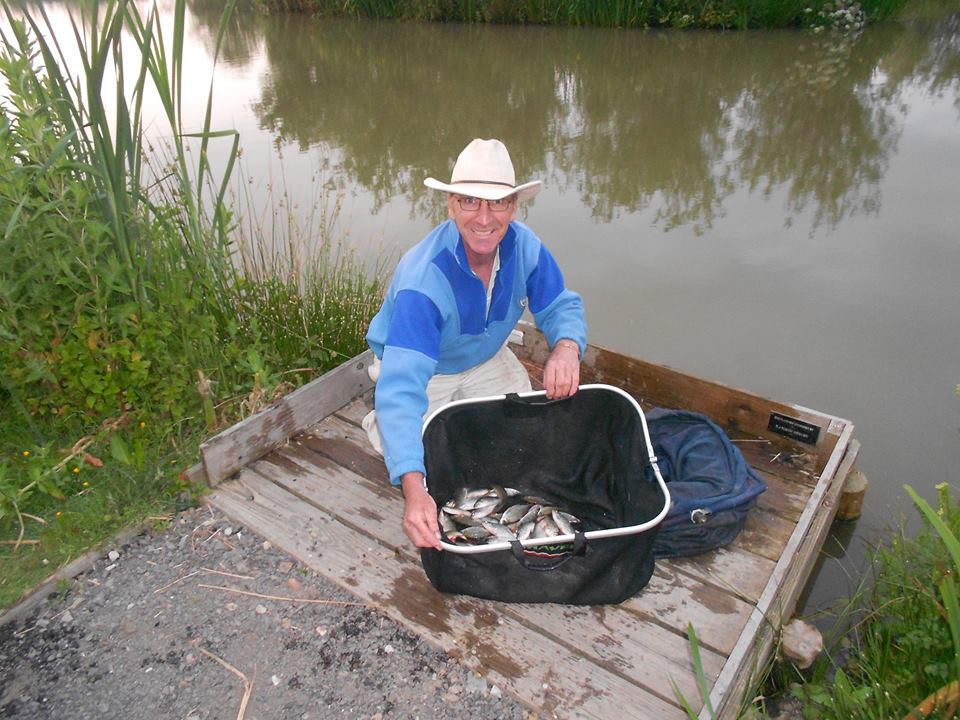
[
  {"left": 0, "top": 0, "right": 383, "bottom": 606},
  {"left": 783, "top": 482, "right": 960, "bottom": 719},
  {"left": 256, "top": 0, "right": 910, "bottom": 29}
]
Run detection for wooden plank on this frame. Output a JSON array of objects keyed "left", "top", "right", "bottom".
[
  {"left": 625, "top": 565, "right": 753, "bottom": 657},
  {"left": 333, "top": 395, "right": 373, "bottom": 426},
  {"left": 200, "top": 351, "right": 374, "bottom": 485},
  {"left": 736, "top": 507, "right": 796, "bottom": 562},
  {"left": 299, "top": 433, "right": 389, "bottom": 487},
  {"left": 752, "top": 468, "right": 812, "bottom": 522},
  {"left": 208, "top": 468, "right": 687, "bottom": 719},
  {"left": 252, "top": 444, "right": 721, "bottom": 705},
  {"left": 511, "top": 324, "right": 850, "bottom": 469},
  {"left": 704, "top": 435, "right": 859, "bottom": 720},
  {"left": 737, "top": 441, "right": 820, "bottom": 486},
  {"left": 660, "top": 548, "right": 775, "bottom": 606}
]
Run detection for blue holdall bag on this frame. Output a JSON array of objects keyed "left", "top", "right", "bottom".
[{"left": 644, "top": 408, "right": 768, "bottom": 559}]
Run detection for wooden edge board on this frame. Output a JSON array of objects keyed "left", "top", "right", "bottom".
[
  {"left": 199, "top": 350, "right": 374, "bottom": 486},
  {"left": 255, "top": 443, "right": 724, "bottom": 706},
  {"left": 207, "top": 468, "right": 686, "bottom": 720},
  {"left": 181, "top": 461, "right": 206, "bottom": 486},
  {"left": 703, "top": 432, "right": 859, "bottom": 720},
  {"left": 510, "top": 322, "right": 852, "bottom": 469}
]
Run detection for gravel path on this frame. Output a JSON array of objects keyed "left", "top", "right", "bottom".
[{"left": 0, "top": 505, "right": 533, "bottom": 720}]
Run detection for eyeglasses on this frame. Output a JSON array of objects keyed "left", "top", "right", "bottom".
[{"left": 455, "top": 195, "right": 515, "bottom": 212}]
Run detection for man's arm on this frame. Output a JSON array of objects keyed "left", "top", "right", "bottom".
[
  {"left": 543, "top": 338, "right": 580, "bottom": 399},
  {"left": 400, "top": 472, "right": 441, "bottom": 549},
  {"left": 525, "top": 243, "right": 587, "bottom": 398}
]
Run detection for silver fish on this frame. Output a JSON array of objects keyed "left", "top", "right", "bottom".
[
  {"left": 452, "top": 487, "right": 492, "bottom": 509},
  {"left": 500, "top": 503, "right": 531, "bottom": 525},
  {"left": 439, "top": 512, "right": 458, "bottom": 534},
  {"left": 550, "top": 509, "right": 577, "bottom": 536},
  {"left": 471, "top": 499, "right": 504, "bottom": 520},
  {"left": 519, "top": 504, "right": 541, "bottom": 523},
  {"left": 516, "top": 520, "right": 536, "bottom": 541},
  {"left": 441, "top": 505, "right": 473, "bottom": 519},
  {"left": 516, "top": 505, "right": 542, "bottom": 541},
  {"left": 481, "top": 519, "right": 517, "bottom": 541},
  {"left": 461, "top": 525, "right": 492, "bottom": 541},
  {"left": 534, "top": 514, "right": 560, "bottom": 539}
]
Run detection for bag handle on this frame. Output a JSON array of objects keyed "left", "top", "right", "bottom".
[
  {"left": 508, "top": 532, "right": 587, "bottom": 571},
  {"left": 504, "top": 392, "right": 575, "bottom": 407}
]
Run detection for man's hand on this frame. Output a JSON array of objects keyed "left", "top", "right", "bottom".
[
  {"left": 543, "top": 339, "right": 580, "bottom": 399},
  {"left": 400, "top": 472, "right": 442, "bottom": 549}
]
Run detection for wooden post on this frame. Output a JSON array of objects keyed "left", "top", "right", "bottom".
[{"left": 835, "top": 468, "right": 868, "bottom": 521}]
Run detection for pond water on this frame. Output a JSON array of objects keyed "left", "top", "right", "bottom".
[{"left": 11, "top": 0, "right": 960, "bottom": 615}]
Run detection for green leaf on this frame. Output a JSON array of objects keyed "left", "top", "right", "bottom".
[
  {"left": 38, "top": 475, "right": 67, "bottom": 500},
  {"left": 110, "top": 434, "right": 133, "bottom": 466},
  {"left": 905, "top": 484, "right": 960, "bottom": 579}
]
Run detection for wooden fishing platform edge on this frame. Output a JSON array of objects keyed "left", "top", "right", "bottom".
[{"left": 184, "top": 323, "right": 863, "bottom": 720}]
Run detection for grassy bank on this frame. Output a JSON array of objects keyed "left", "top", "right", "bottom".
[
  {"left": 764, "top": 483, "right": 960, "bottom": 719},
  {"left": 0, "top": 0, "right": 383, "bottom": 608},
  {"left": 255, "top": 0, "right": 909, "bottom": 30}
]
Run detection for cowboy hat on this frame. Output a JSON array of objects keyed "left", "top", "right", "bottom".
[{"left": 424, "top": 138, "right": 541, "bottom": 201}]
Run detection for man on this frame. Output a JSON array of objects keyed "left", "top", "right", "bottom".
[{"left": 363, "top": 138, "right": 587, "bottom": 549}]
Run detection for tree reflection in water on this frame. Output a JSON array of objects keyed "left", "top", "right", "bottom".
[{"left": 183, "top": 0, "right": 957, "bottom": 234}]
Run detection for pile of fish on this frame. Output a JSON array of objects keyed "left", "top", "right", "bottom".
[{"left": 438, "top": 485, "right": 582, "bottom": 545}]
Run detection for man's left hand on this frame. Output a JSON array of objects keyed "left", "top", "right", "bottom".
[{"left": 543, "top": 341, "right": 580, "bottom": 399}]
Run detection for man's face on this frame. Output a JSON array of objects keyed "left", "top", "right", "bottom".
[{"left": 447, "top": 194, "right": 517, "bottom": 264}]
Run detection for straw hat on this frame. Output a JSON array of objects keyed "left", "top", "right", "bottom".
[{"left": 424, "top": 139, "right": 541, "bottom": 201}]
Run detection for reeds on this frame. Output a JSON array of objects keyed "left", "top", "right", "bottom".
[{"left": 0, "top": 0, "right": 382, "bottom": 561}]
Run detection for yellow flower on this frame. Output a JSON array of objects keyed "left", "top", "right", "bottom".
[
  {"left": 139, "top": 421, "right": 146, "bottom": 429},
  {"left": 82, "top": 481, "right": 90, "bottom": 488},
  {"left": 22, "top": 450, "right": 30, "bottom": 457},
  {"left": 73, "top": 467, "right": 80, "bottom": 474},
  {"left": 55, "top": 511, "right": 62, "bottom": 518}
]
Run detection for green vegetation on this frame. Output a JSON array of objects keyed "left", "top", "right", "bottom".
[
  {"left": 256, "top": 0, "right": 908, "bottom": 30},
  {"left": 0, "top": 0, "right": 383, "bottom": 608},
  {"left": 776, "top": 483, "right": 960, "bottom": 719}
]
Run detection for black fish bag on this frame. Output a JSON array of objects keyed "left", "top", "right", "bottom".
[
  {"left": 420, "top": 385, "right": 669, "bottom": 605},
  {"left": 644, "top": 408, "right": 768, "bottom": 559}
]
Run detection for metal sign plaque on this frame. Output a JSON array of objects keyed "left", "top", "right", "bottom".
[{"left": 767, "top": 412, "right": 821, "bottom": 445}]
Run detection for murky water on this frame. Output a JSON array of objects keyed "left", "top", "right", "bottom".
[{"left": 9, "top": 0, "right": 960, "bottom": 613}]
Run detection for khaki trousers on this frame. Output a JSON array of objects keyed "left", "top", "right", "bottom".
[{"left": 361, "top": 343, "right": 532, "bottom": 456}]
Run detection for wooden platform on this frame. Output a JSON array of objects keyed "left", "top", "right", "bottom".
[{"left": 194, "top": 326, "right": 859, "bottom": 719}]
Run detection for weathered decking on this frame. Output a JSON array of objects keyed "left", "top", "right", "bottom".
[{"left": 196, "top": 326, "right": 859, "bottom": 719}]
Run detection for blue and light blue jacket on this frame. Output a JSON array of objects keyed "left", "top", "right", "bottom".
[{"left": 366, "top": 219, "right": 586, "bottom": 484}]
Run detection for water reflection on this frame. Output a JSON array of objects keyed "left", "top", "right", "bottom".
[
  {"left": 246, "top": 16, "right": 563, "bottom": 219},
  {"left": 885, "top": 10, "right": 960, "bottom": 112},
  {"left": 181, "top": 0, "right": 959, "bottom": 233},
  {"left": 729, "top": 29, "right": 903, "bottom": 231}
]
